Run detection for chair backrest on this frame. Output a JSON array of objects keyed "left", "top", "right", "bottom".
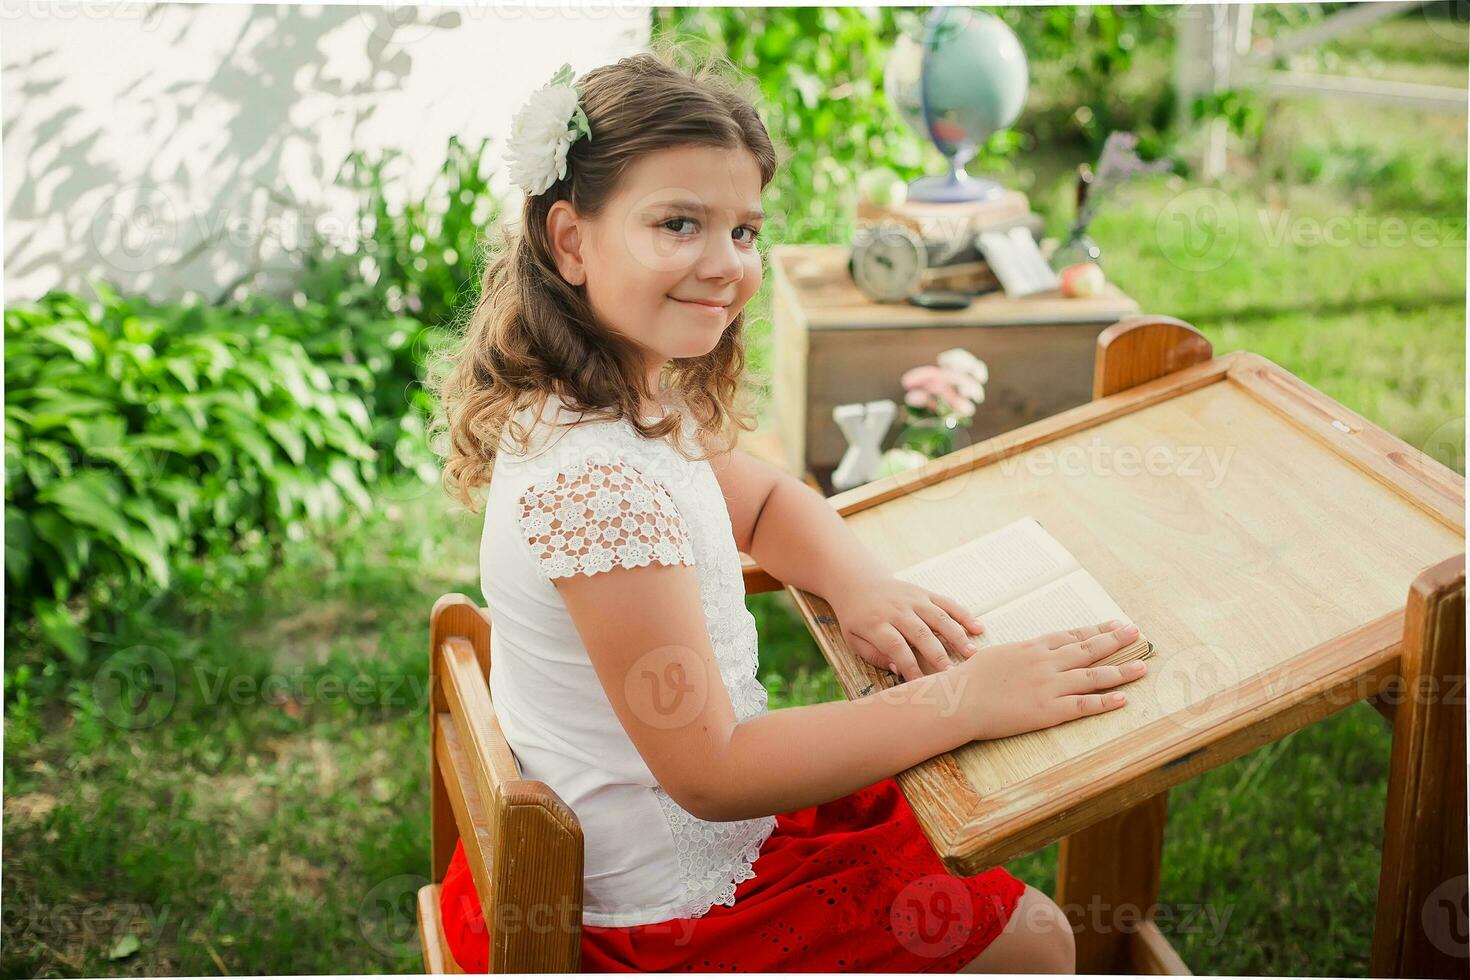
[{"left": 420, "top": 593, "right": 584, "bottom": 973}]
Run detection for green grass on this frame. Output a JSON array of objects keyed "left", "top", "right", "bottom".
[{"left": 5, "top": 14, "right": 1464, "bottom": 978}]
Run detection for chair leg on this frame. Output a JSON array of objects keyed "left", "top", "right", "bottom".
[
  {"left": 1370, "top": 555, "right": 1467, "bottom": 978},
  {"left": 417, "top": 883, "right": 464, "bottom": 974}
]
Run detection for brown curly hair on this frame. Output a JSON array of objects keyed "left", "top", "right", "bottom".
[{"left": 426, "top": 44, "right": 783, "bottom": 512}]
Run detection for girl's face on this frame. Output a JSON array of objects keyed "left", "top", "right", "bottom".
[{"left": 546, "top": 144, "right": 765, "bottom": 392}]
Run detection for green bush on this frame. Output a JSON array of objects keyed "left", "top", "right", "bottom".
[
  {"left": 4, "top": 284, "right": 379, "bottom": 663},
  {"left": 286, "top": 134, "right": 505, "bottom": 463}
]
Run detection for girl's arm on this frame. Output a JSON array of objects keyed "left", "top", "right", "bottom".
[
  {"left": 713, "top": 450, "right": 991, "bottom": 681},
  {"left": 711, "top": 448, "right": 882, "bottom": 600},
  {"left": 554, "top": 559, "right": 1145, "bottom": 823}
]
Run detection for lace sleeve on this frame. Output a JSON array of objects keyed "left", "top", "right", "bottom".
[{"left": 516, "top": 456, "right": 696, "bottom": 580}]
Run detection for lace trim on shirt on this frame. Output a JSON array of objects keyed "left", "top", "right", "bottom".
[
  {"left": 517, "top": 456, "right": 695, "bottom": 579},
  {"left": 651, "top": 788, "right": 776, "bottom": 920}
]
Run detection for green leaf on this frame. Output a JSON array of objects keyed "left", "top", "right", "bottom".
[
  {"left": 327, "top": 458, "right": 373, "bottom": 513},
  {"left": 36, "top": 321, "right": 99, "bottom": 366},
  {"left": 37, "top": 471, "right": 130, "bottom": 546},
  {"left": 106, "top": 933, "right": 142, "bottom": 960},
  {"left": 261, "top": 417, "right": 306, "bottom": 466},
  {"left": 34, "top": 597, "right": 87, "bottom": 665},
  {"left": 6, "top": 508, "right": 33, "bottom": 583}
]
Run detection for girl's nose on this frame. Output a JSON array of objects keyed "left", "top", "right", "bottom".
[{"left": 697, "top": 233, "right": 745, "bottom": 283}]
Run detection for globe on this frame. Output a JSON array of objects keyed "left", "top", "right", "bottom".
[{"left": 884, "top": 7, "right": 1030, "bottom": 202}]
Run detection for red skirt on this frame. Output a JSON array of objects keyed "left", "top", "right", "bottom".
[{"left": 439, "top": 775, "right": 1027, "bottom": 972}]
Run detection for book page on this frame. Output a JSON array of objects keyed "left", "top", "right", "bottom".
[
  {"left": 973, "top": 567, "right": 1132, "bottom": 647},
  {"left": 894, "top": 517, "right": 1081, "bottom": 617}
]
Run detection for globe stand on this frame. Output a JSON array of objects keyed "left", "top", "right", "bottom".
[{"left": 906, "top": 157, "right": 1006, "bottom": 203}]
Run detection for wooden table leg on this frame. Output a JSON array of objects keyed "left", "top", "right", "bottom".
[
  {"left": 1371, "top": 555, "right": 1467, "bottom": 979},
  {"left": 1053, "top": 315, "right": 1215, "bottom": 974},
  {"left": 1056, "top": 792, "right": 1174, "bottom": 973}
]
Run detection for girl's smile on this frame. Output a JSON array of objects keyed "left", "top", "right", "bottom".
[{"left": 669, "top": 294, "right": 731, "bottom": 317}]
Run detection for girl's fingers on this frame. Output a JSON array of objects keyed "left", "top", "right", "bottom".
[
  {"left": 919, "top": 603, "right": 976, "bottom": 661},
  {"left": 895, "top": 613, "right": 952, "bottom": 676},
  {"left": 1057, "top": 691, "right": 1130, "bottom": 717},
  {"left": 1056, "top": 623, "right": 1141, "bottom": 669},
  {"left": 1059, "top": 659, "right": 1148, "bottom": 695},
  {"left": 1038, "top": 619, "right": 1126, "bottom": 651},
  {"left": 872, "top": 624, "right": 923, "bottom": 682},
  {"left": 849, "top": 632, "right": 882, "bottom": 666},
  {"left": 929, "top": 592, "right": 986, "bottom": 636}
]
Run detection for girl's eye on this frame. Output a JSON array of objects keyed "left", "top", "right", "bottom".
[{"left": 661, "top": 217, "right": 762, "bottom": 246}]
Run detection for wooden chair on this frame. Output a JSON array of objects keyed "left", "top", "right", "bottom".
[{"left": 417, "top": 563, "right": 786, "bottom": 973}]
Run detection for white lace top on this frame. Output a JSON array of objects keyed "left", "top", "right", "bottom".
[{"left": 480, "top": 390, "right": 775, "bottom": 927}]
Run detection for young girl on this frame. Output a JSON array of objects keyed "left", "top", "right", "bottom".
[{"left": 428, "top": 50, "right": 1148, "bottom": 974}]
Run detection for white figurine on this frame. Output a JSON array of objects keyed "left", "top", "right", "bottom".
[{"left": 831, "top": 399, "right": 898, "bottom": 491}]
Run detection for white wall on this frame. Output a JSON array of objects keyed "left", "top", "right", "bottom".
[{"left": 2, "top": 1, "right": 650, "bottom": 304}]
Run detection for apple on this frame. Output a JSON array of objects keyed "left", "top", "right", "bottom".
[
  {"left": 1059, "top": 261, "right": 1106, "bottom": 298},
  {"left": 856, "top": 167, "right": 907, "bottom": 209}
]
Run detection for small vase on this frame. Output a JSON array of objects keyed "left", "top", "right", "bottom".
[
  {"left": 1052, "top": 226, "right": 1102, "bottom": 271},
  {"left": 895, "top": 410, "right": 962, "bottom": 459}
]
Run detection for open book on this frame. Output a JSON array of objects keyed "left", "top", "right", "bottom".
[{"left": 893, "top": 516, "right": 1155, "bottom": 667}]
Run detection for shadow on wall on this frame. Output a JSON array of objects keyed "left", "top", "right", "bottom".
[{"left": 2, "top": 2, "right": 647, "bottom": 304}]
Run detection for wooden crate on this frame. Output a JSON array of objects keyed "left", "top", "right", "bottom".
[{"left": 770, "top": 243, "right": 1141, "bottom": 493}]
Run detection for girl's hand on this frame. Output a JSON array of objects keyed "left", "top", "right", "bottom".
[
  {"left": 828, "top": 574, "right": 986, "bottom": 681},
  {"left": 956, "top": 620, "right": 1149, "bottom": 741}
]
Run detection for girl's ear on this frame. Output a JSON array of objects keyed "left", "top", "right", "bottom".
[{"left": 546, "top": 200, "right": 587, "bottom": 286}]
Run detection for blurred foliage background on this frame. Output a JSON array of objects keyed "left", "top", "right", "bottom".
[{"left": 4, "top": 5, "right": 1464, "bottom": 977}]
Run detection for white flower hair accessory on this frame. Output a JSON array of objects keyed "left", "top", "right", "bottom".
[{"left": 505, "top": 62, "right": 593, "bottom": 197}]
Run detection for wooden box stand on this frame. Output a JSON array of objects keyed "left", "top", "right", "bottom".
[
  {"left": 787, "top": 315, "right": 1467, "bottom": 977},
  {"left": 769, "top": 243, "right": 1142, "bottom": 494}
]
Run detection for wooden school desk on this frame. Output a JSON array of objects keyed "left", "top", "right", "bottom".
[{"left": 785, "top": 316, "right": 1467, "bottom": 977}]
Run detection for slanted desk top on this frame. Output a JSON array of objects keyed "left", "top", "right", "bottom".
[{"left": 785, "top": 319, "right": 1465, "bottom": 976}]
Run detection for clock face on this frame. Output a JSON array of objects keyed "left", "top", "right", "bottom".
[{"left": 852, "top": 225, "right": 927, "bottom": 302}]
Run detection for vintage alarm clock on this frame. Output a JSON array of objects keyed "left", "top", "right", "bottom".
[
  {"left": 848, "top": 221, "right": 1004, "bottom": 303},
  {"left": 848, "top": 222, "right": 929, "bottom": 302}
]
